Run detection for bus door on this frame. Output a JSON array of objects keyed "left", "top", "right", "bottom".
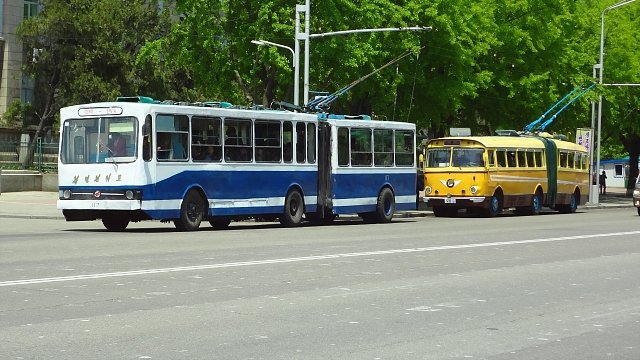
[{"left": 316, "top": 121, "right": 333, "bottom": 217}]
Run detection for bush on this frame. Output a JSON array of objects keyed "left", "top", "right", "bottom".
[{"left": 1, "top": 100, "right": 34, "bottom": 129}]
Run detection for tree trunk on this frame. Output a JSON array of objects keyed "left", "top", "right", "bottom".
[{"left": 621, "top": 133, "right": 640, "bottom": 196}]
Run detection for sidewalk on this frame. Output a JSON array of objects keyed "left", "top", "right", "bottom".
[{"left": 0, "top": 188, "right": 634, "bottom": 220}]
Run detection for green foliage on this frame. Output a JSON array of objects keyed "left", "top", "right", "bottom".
[
  {"left": 1, "top": 100, "right": 34, "bottom": 129},
  {"left": 19, "top": 0, "right": 640, "bottom": 168}
]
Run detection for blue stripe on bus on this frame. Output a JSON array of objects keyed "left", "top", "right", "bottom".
[
  {"left": 147, "top": 170, "right": 318, "bottom": 200},
  {"left": 60, "top": 169, "right": 416, "bottom": 218}
]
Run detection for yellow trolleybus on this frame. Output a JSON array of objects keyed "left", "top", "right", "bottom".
[{"left": 422, "top": 133, "right": 589, "bottom": 217}]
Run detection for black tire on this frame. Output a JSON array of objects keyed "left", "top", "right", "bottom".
[
  {"left": 482, "top": 192, "right": 502, "bottom": 218},
  {"left": 374, "top": 188, "right": 396, "bottom": 223},
  {"left": 174, "top": 190, "right": 206, "bottom": 231},
  {"left": 209, "top": 218, "right": 231, "bottom": 229},
  {"left": 101, "top": 215, "right": 129, "bottom": 231},
  {"left": 280, "top": 189, "right": 304, "bottom": 227}
]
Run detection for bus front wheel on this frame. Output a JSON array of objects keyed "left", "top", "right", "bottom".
[
  {"left": 101, "top": 214, "right": 129, "bottom": 231},
  {"left": 174, "top": 190, "right": 206, "bottom": 231},
  {"left": 280, "top": 189, "right": 304, "bottom": 227}
]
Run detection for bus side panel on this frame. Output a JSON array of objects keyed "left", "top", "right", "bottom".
[
  {"left": 331, "top": 171, "right": 416, "bottom": 214},
  {"left": 140, "top": 168, "right": 318, "bottom": 219}
]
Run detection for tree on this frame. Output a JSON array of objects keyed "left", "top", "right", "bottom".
[
  {"left": 587, "top": 0, "right": 640, "bottom": 192},
  {"left": 17, "top": 0, "right": 173, "bottom": 164}
]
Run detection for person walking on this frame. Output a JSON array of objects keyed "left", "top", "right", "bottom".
[{"left": 599, "top": 170, "right": 607, "bottom": 195}]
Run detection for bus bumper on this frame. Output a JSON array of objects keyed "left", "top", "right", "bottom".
[
  {"left": 423, "top": 196, "right": 488, "bottom": 208},
  {"left": 57, "top": 199, "right": 142, "bottom": 211}
]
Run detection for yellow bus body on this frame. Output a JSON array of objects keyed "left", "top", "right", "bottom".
[{"left": 422, "top": 135, "right": 589, "bottom": 217}]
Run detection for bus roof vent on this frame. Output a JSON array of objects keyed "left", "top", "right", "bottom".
[
  {"left": 495, "top": 130, "right": 520, "bottom": 137},
  {"left": 449, "top": 127, "right": 471, "bottom": 136},
  {"left": 116, "top": 96, "right": 158, "bottom": 103},
  {"left": 201, "top": 101, "right": 233, "bottom": 108},
  {"left": 320, "top": 114, "right": 372, "bottom": 120}
]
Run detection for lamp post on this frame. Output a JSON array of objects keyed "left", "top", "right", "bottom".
[
  {"left": 295, "top": 0, "right": 430, "bottom": 105},
  {"left": 593, "top": 0, "right": 637, "bottom": 204},
  {"left": 251, "top": 39, "right": 299, "bottom": 106}
]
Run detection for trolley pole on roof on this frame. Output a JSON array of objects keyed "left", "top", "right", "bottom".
[
  {"left": 294, "top": 0, "right": 431, "bottom": 106},
  {"left": 593, "top": 0, "right": 637, "bottom": 205}
]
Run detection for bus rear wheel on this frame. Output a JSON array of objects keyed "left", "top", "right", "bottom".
[
  {"left": 101, "top": 214, "right": 129, "bottom": 231},
  {"left": 280, "top": 189, "right": 304, "bottom": 227},
  {"left": 374, "top": 188, "right": 395, "bottom": 223},
  {"left": 174, "top": 190, "right": 206, "bottom": 231}
]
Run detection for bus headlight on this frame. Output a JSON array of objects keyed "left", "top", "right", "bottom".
[
  {"left": 424, "top": 186, "right": 432, "bottom": 195},
  {"left": 125, "top": 190, "right": 135, "bottom": 200},
  {"left": 470, "top": 186, "right": 478, "bottom": 195},
  {"left": 62, "top": 189, "right": 72, "bottom": 199}
]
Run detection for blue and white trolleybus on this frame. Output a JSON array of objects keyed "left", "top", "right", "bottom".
[{"left": 57, "top": 97, "right": 416, "bottom": 231}]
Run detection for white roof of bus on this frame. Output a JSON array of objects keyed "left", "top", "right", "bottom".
[{"left": 60, "top": 101, "right": 416, "bottom": 129}]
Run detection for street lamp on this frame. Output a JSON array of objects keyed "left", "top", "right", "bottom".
[
  {"left": 593, "top": 0, "right": 637, "bottom": 204},
  {"left": 251, "top": 39, "right": 299, "bottom": 106}
]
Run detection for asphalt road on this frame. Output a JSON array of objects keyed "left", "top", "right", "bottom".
[{"left": 1, "top": 208, "right": 640, "bottom": 359}]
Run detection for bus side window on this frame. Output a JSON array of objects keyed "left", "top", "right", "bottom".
[
  {"left": 143, "top": 115, "right": 152, "bottom": 162},
  {"left": 283, "top": 121, "right": 293, "bottom": 163},
  {"left": 307, "top": 123, "right": 316, "bottom": 164},
  {"left": 350, "top": 128, "right": 372, "bottom": 166},
  {"left": 534, "top": 150, "right": 543, "bottom": 167},
  {"left": 296, "top": 122, "right": 306, "bottom": 163},
  {"left": 568, "top": 152, "right": 575, "bottom": 169},
  {"left": 395, "top": 130, "right": 414, "bottom": 166},
  {"left": 516, "top": 150, "right": 526, "bottom": 167},
  {"left": 525, "top": 150, "right": 534, "bottom": 168},
  {"left": 338, "top": 127, "right": 349, "bottom": 166},
  {"left": 506, "top": 150, "right": 516, "bottom": 167},
  {"left": 559, "top": 151, "right": 568, "bottom": 168},
  {"left": 374, "top": 129, "right": 393, "bottom": 166},
  {"left": 487, "top": 150, "right": 495, "bottom": 167},
  {"left": 496, "top": 150, "right": 507, "bottom": 167}
]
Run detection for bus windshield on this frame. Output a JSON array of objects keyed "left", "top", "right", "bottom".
[
  {"left": 427, "top": 147, "right": 485, "bottom": 168},
  {"left": 60, "top": 117, "right": 138, "bottom": 164}
]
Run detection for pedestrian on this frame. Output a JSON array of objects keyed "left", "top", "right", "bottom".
[{"left": 599, "top": 170, "right": 607, "bottom": 195}]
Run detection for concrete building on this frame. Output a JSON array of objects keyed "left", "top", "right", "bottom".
[{"left": 0, "top": 0, "right": 38, "bottom": 116}]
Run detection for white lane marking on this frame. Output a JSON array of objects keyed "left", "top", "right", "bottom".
[{"left": 1, "top": 230, "right": 639, "bottom": 287}]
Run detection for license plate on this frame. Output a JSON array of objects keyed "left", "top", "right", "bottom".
[{"left": 444, "top": 198, "right": 456, "bottom": 204}]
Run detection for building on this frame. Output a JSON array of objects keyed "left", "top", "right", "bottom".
[
  {"left": 600, "top": 157, "right": 631, "bottom": 188},
  {"left": 0, "top": 0, "right": 39, "bottom": 116}
]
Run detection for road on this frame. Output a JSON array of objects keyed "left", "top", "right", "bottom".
[{"left": 1, "top": 209, "right": 640, "bottom": 359}]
